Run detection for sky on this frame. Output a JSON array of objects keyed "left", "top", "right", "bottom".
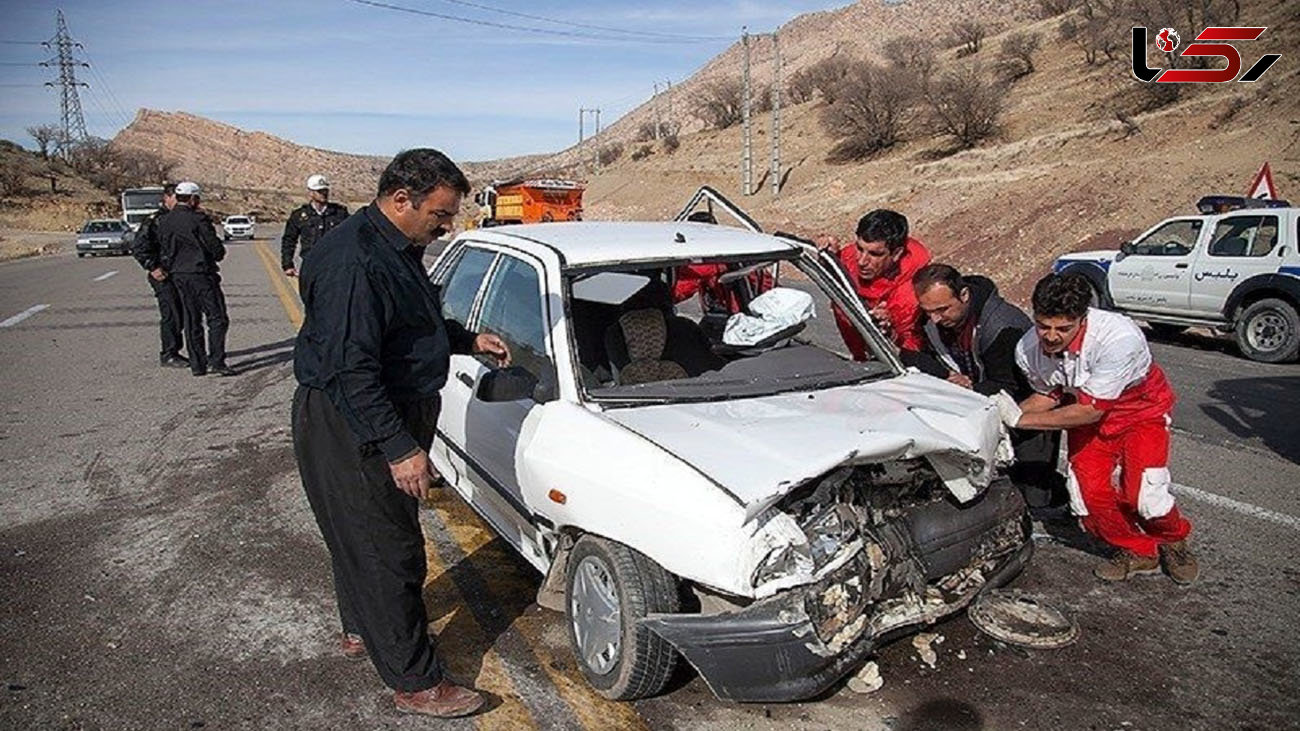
[{"left": 0, "top": 0, "right": 849, "bottom": 161}]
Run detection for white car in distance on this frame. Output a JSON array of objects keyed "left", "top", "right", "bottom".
[
  {"left": 426, "top": 217, "right": 1031, "bottom": 702},
  {"left": 221, "top": 215, "right": 255, "bottom": 241}
]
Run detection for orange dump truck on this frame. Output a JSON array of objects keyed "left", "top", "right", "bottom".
[{"left": 473, "top": 178, "right": 585, "bottom": 228}]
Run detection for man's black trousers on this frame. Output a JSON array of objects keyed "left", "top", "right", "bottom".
[
  {"left": 147, "top": 275, "right": 184, "bottom": 361},
  {"left": 172, "top": 273, "right": 229, "bottom": 373},
  {"left": 292, "top": 386, "right": 442, "bottom": 692},
  {"left": 1010, "top": 428, "right": 1067, "bottom": 509}
]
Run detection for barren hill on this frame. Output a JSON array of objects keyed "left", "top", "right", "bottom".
[
  {"left": 112, "top": 110, "right": 547, "bottom": 217},
  {"left": 558, "top": 0, "right": 1300, "bottom": 301}
]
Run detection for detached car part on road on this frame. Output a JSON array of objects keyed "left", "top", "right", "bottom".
[
  {"left": 1055, "top": 197, "right": 1300, "bottom": 363},
  {"left": 425, "top": 207, "right": 1031, "bottom": 702},
  {"left": 75, "top": 219, "right": 133, "bottom": 257}
]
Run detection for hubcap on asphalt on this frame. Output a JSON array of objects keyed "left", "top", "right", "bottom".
[
  {"left": 1248, "top": 311, "right": 1287, "bottom": 352},
  {"left": 570, "top": 556, "right": 621, "bottom": 676}
]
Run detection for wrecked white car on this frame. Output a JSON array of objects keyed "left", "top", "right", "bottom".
[{"left": 426, "top": 209, "right": 1031, "bottom": 702}]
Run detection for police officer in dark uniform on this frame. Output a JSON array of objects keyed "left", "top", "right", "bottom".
[
  {"left": 158, "top": 181, "right": 234, "bottom": 377},
  {"left": 130, "top": 183, "right": 187, "bottom": 368},
  {"left": 281, "top": 174, "right": 349, "bottom": 277}
]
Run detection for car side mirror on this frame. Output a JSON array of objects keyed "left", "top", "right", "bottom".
[
  {"left": 477, "top": 366, "right": 556, "bottom": 404},
  {"left": 1119, "top": 241, "right": 1136, "bottom": 256}
]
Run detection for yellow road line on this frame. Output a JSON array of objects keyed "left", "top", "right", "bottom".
[
  {"left": 423, "top": 535, "right": 540, "bottom": 730},
  {"left": 253, "top": 241, "right": 303, "bottom": 328},
  {"left": 428, "top": 491, "right": 651, "bottom": 731}
]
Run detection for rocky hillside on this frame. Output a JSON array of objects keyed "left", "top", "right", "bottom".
[{"left": 112, "top": 110, "right": 548, "bottom": 218}]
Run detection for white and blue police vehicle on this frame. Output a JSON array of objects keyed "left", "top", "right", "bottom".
[{"left": 1053, "top": 196, "right": 1300, "bottom": 363}]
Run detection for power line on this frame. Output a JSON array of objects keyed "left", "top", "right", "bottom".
[
  {"left": 346, "top": 0, "right": 723, "bottom": 44},
  {"left": 0, "top": 40, "right": 44, "bottom": 45},
  {"left": 0, "top": 62, "right": 42, "bottom": 66},
  {"left": 429, "top": 0, "right": 730, "bottom": 41},
  {"left": 0, "top": 83, "right": 42, "bottom": 87}
]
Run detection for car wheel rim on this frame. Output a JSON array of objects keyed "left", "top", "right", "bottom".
[
  {"left": 570, "top": 555, "right": 621, "bottom": 676},
  {"left": 1248, "top": 311, "right": 1288, "bottom": 352}
]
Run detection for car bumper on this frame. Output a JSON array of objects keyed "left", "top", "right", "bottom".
[
  {"left": 224, "top": 230, "right": 254, "bottom": 239},
  {"left": 641, "top": 482, "right": 1032, "bottom": 703},
  {"left": 77, "top": 243, "right": 130, "bottom": 255}
]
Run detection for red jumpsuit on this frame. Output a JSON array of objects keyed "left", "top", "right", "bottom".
[
  {"left": 1015, "top": 309, "right": 1192, "bottom": 557},
  {"left": 833, "top": 237, "right": 931, "bottom": 357}
]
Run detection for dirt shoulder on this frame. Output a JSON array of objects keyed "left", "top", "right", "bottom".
[{"left": 0, "top": 230, "right": 70, "bottom": 262}]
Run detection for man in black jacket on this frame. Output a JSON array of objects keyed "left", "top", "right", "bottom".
[
  {"left": 157, "top": 181, "right": 233, "bottom": 377},
  {"left": 913, "top": 264, "right": 1065, "bottom": 511},
  {"left": 129, "top": 183, "right": 186, "bottom": 368},
  {"left": 281, "top": 173, "right": 348, "bottom": 277},
  {"left": 293, "top": 149, "right": 508, "bottom": 719}
]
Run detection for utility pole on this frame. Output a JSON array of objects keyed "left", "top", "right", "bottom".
[
  {"left": 663, "top": 79, "right": 673, "bottom": 137},
  {"left": 578, "top": 107, "right": 585, "bottom": 145},
  {"left": 771, "top": 30, "right": 782, "bottom": 196},
  {"left": 652, "top": 82, "right": 663, "bottom": 140},
  {"left": 41, "top": 9, "right": 89, "bottom": 158},
  {"left": 594, "top": 108, "right": 601, "bottom": 136},
  {"left": 741, "top": 29, "right": 753, "bottom": 196}
]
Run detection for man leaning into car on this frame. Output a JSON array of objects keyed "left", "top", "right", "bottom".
[{"left": 292, "top": 148, "right": 510, "bottom": 719}]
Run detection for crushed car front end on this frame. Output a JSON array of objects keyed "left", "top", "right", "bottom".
[{"left": 641, "top": 458, "right": 1030, "bottom": 702}]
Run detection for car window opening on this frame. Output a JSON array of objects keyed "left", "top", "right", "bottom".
[{"left": 567, "top": 255, "right": 895, "bottom": 402}]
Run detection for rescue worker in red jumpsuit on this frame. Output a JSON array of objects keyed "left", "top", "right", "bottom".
[
  {"left": 828, "top": 209, "right": 932, "bottom": 358},
  {"left": 996, "top": 273, "right": 1199, "bottom": 584}
]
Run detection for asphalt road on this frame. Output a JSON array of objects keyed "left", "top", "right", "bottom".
[{"left": 1, "top": 237, "right": 1297, "bottom": 730}]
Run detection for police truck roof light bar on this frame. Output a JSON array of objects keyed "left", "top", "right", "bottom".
[{"left": 1195, "top": 195, "right": 1291, "bottom": 214}]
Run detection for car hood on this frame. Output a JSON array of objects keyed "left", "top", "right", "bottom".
[{"left": 601, "top": 372, "right": 1004, "bottom": 521}]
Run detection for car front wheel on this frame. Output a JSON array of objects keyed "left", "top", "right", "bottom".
[
  {"left": 1235, "top": 298, "right": 1300, "bottom": 363},
  {"left": 565, "top": 535, "right": 679, "bottom": 700}
]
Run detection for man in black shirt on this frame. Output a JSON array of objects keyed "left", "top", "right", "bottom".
[
  {"left": 157, "top": 181, "right": 234, "bottom": 377},
  {"left": 913, "top": 263, "right": 1065, "bottom": 513},
  {"left": 129, "top": 183, "right": 186, "bottom": 367},
  {"left": 293, "top": 149, "right": 508, "bottom": 719},
  {"left": 281, "top": 173, "right": 349, "bottom": 277}
]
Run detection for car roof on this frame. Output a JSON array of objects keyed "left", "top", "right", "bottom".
[
  {"left": 86, "top": 219, "right": 123, "bottom": 225},
  {"left": 461, "top": 221, "right": 800, "bottom": 268}
]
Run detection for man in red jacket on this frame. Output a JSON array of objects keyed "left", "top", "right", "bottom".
[{"left": 830, "top": 209, "right": 932, "bottom": 358}]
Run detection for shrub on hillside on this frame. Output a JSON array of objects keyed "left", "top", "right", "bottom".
[
  {"left": 662, "top": 133, "right": 680, "bottom": 153},
  {"left": 630, "top": 144, "right": 654, "bottom": 161},
  {"left": 997, "top": 31, "right": 1041, "bottom": 81},
  {"left": 787, "top": 55, "right": 852, "bottom": 105},
  {"left": 694, "top": 79, "right": 745, "bottom": 130},
  {"left": 925, "top": 63, "right": 1007, "bottom": 149},
  {"left": 882, "top": 35, "right": 937, "bottom": 81},
  {"left": 598, "top": 143, "right": 624, "bottom": 166},
  {"left": 820, "top": 63, "right": 920, "bottom": 162},
  {"left": 67, "top": 138, "right": 178, "bottom": 195},
  {"left": 950, "top": 20, "right": 986, "bottom": 57}
]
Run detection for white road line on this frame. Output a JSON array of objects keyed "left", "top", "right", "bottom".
[
  {"left": 1174, "top": 483, "right": 1300, "bottom": 531},
  {"left": 0, "top": 304, "right": 50, "bottom": 328},
  {"left": 93, "top": 270, "right": 118, "bottom": 282}
]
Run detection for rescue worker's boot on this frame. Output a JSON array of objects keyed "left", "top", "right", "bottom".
[
  {"left": 1158, "top": 540, "right": 1199, "bottom": 585},
  {"left": 1094, "top": 550, "right": 1160, "bottom": 581},
  {"left": 394, "top": 680, "right": 485, "bottom": 718}
]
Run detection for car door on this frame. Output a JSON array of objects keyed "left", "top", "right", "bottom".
[
  {"left": 458, "top": 252, "right": 557, "bottom": 554},
  {"left": 1189, "top": 213, "right": 1284, "bottom": 315},
  {"left": 431, "top": 244, "right": 498, "bottom": 487},
  {"left": 1108, "top": 218, "right": 1203, "bottom": 314}
]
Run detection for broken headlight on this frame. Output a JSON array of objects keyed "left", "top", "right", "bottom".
[
  {"left": 751, "top": 542, "right": 815, "bottom": 588},
  {"left": 804, "top": 503, "right": 859, "bottom": 570}
]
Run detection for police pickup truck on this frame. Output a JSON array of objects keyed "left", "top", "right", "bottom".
[{"left": 1053, "top": 196, "right": 1299, "bottom": 363}]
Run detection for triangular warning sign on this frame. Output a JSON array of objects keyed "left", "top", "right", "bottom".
[{"left": 1246, "top": 162, "right": 1278, "bottom": 200}]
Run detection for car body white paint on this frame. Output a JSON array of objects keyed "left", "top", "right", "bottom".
[{"left": 428, "top": 221, "right": 1009, "bottom": 601}]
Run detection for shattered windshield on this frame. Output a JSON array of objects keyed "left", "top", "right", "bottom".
[{"left": 567, "top": 254, "right": 896, "bottom": 403}]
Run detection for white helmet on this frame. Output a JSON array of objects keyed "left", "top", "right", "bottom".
[
  {"left": 175, "top": 181, "right": 201, "bottom": 196},
  {"left": 306, "top": 174, "right": 330, "bottom": 191}
]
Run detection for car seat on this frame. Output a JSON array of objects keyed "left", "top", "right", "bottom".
[
  {"left": 614, "top": 309, "right": 689, "bottom": 385},
  {"left": 604, "top": 278, "right": 725, "bottom": 383}
]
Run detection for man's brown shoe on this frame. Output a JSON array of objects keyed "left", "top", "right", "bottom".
[
  {"left": 1159, "top": 540, "right": 1199, "bottom": 585},
  {"left": 394, "top": 680, "right": 485, "bottom": 718},
  {"left": 1094, "top": 550, "right": 1160, "bottom": 581},
  {"left": 339, "top": 633, "right": 366, "bottom": 660}
]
